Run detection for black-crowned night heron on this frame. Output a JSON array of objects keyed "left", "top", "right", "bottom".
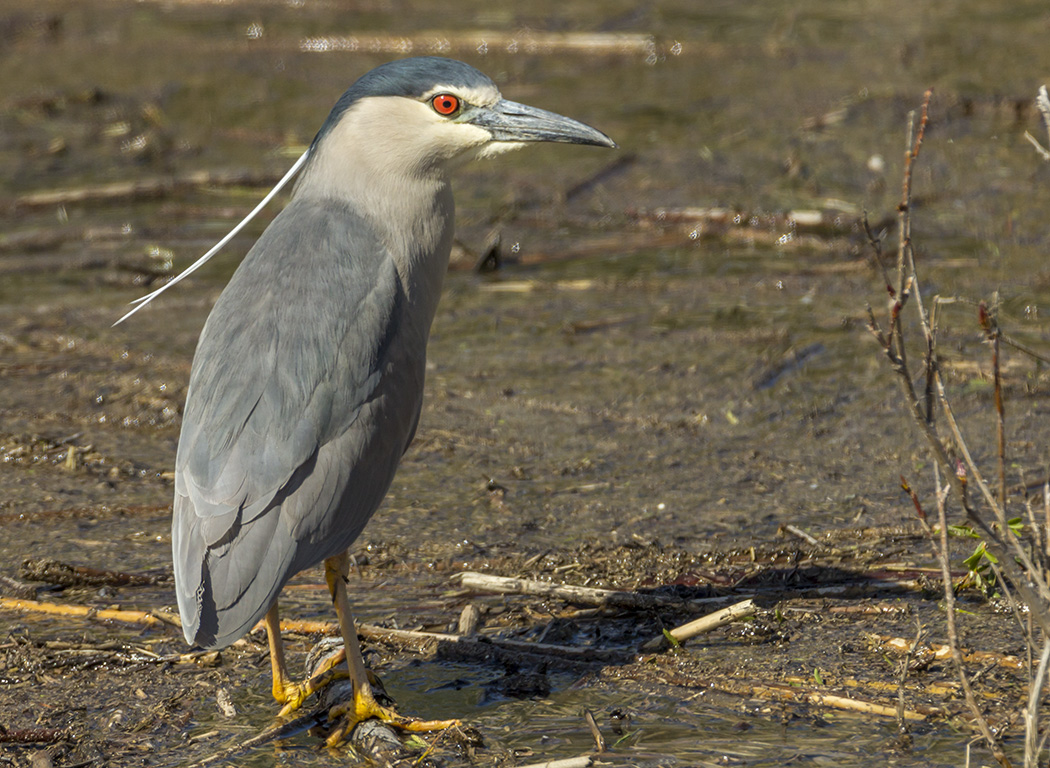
[{"left": 126, "top": 57, "right": 613, "bottom": 743}]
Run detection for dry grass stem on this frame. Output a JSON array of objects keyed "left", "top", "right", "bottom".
[{"left": 0, "top": 597, "right": 180, "bottom": 630}]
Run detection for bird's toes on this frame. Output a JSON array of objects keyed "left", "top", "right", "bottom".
[
  {"left": 324, "top": 684, "right": 459, "bottom": 746},
  {"left": 275, "top": 667, "right": 348, "bottom": 717},
  {"left": 275, "top": 683, "right": 310, "bottom": 717},
  {"left": 397, "top": 716, "right": 462, "bottom": 733},
  {"left": 324, "top": 715, "right": 357, "bottom": 748}
]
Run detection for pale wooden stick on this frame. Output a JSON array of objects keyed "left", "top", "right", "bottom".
[
  {"left": 454, "top": 571, "right": 734, "bottom": 611},
  {"left": 457, "top": 570, "right": 926, "bottom": 606},
  {"left": 748, "top": 681, "right": 938, "bottom": 721},
  {"left": 783, "top": 524, "right": 820, "bottom": 546},
  {"left": 0, "top": 597, "right": 180, "bottom": 628},
  {"left": 801, "top": 691, "right": 927, "bottom": 721},
  {"left": 515, "top": 757, "right": 594, "bottom": 768},
  {"left": 639, "top": 598, "right": 756, "bottom": 652}
]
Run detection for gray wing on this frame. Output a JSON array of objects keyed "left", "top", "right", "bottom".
[{"left": 172, "top": 197, "right": 412, "bottom": 648}]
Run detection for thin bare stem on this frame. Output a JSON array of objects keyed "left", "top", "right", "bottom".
[
  {"left": 935, "top": 483, "right": 1013, "bottom": 768},
  {"left": 996, "top": 333, "right": 1006, "bottom": 513},
  {"left": 933, "top": 373, "right": 1050, "bottom": 631},
  {"left": 867, "top": 89, "right": 1050, "bottom": 764},
  {"left": 863, "top": 213, "right": 895, "bottom": 298},
  {"left": 896, "top": 618, "right": 923, "bottom": 740},
  {"left": 979, "top": 299, "right": 1007, "bottom": 511},
  {"left": 1025, "top": 638, "right": 1050, "bottom": 767},
  {"left": 898, "top": 90, "right": 933, "bottom": 324}
]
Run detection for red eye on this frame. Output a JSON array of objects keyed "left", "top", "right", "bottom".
[{"left": 431, "top": 94, "right": 460, "bottom": 116}]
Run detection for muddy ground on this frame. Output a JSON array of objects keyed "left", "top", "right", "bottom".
[
  {"left": 0, "top": 529, "right": 1036, "bottom": 768},
  {"left": 4, "top": 0, "right": 1050, "bottom": 766}
]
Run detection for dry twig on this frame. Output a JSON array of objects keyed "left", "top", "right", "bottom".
[{"left": 866, "top": 89, "right": 1022, "bottom": 767}]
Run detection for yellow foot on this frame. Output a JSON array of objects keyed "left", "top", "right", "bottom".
[
  {"left": 325, "top": 683, "right": 460, "bottom": 748},
  {"left": 274, "top": 647, "right": 348, "bottom": 717}
]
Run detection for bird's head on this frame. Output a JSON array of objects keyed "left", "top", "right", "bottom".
[
  {"left": 302, "top": 57, "right": 615, "bottom": 187},
  {"left": 114, "top": 58, "right": 613, "bottom": 324}
]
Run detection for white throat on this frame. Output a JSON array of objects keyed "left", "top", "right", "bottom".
[{"left": 293, "top": 98, "right": 464, "bottom": 329}]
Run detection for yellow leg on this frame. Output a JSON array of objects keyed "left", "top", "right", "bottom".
[
  {"left": 265, "top": 602, "right": 348, "bottom": 716},
  {"left": 323, "top": 552, "right": 460, "bottom": 748}
]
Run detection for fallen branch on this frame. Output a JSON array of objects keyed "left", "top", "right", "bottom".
[
  {"left": 565, "top": 153, "right": 636, "bottom": 202},
  {"left": 0, "top": 224, "right": 127, "bottom": 254},
  {"left": 453, "top": 570, "right": 734, "bottom": 611},
  {"left": 462, "top": 568, "right": 927, "bottom": 605},
  {"left": 356, "top": 623, "right": 632, "bottom": 664},
  {"left": 0, "top": 727, "right": 68, "bottom": 744}
]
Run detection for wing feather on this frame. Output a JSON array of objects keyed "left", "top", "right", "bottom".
[{"left": 172, "top": 197, "right": 408, "bottom": 646}]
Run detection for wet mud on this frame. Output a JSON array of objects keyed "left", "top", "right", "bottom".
[{"left": 4, "top": 0, "right": 1050, "bottom": 766}]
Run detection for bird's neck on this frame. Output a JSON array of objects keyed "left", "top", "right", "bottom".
[{"left": 293, "top": 135, "right": 455, "bottom": 333}]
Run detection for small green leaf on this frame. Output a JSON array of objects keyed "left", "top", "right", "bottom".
[
  {"left": 947, "top": 524, "right": 979, "bottom": 539},
  {"left": 962, "top": 543, "right": 987, "bottom": 571},
  {"left": 404, "top": 735, "right": 429, "bottom": 750}
]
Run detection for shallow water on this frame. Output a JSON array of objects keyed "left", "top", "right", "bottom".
[{"left": 3, "top": 0, "right": 1050, "bottom": 765}]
